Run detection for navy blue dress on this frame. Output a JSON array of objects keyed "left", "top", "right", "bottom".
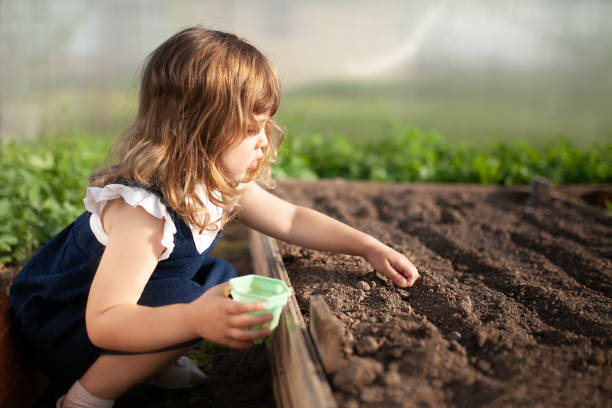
[{"left": 9, "top": 188, "right": 238, "bottom": 389}]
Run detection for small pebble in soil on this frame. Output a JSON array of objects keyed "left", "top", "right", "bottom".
[
  {"left": 458, "top": 295, "right": 473, "bottom": 315},
  {"left": 383, "top": 370, "right": 402, "bottom": 386},
  {"left": 602, "top": 374, "right": 612, "bottom": 392},
  {"left": 356, "top": 336, "right": 379, "bottom": 355},
  {"left": 326, "top": 295, "right": 343, "bottom": 310},
  {"left": 441, "top": 207, "right": 464, "bottom": 223},
  {"left": 334, "top": 393, "right": 359, "bottom": 408},
  {"left": 474, "top": 328, "right": 488, "bottom": 348},
  {"left": 449, "top": 331, "right": 462, "bottom": 342},
  {"left": 590, "top": 349, "right": 606, "bottom": 365},
  {"left": 449, "top": 340, "right": 467, "bottom": 356},
  {"left": 477, "top": 359, "right": 492, "bottom": 373},
  {"left": 356, "top": 280, "right": 371, "bottom": 291},
  {"left": 386, "top": 387, "right": 405, "bottom": 404},
  {"left": 355, "top": 288, "right": 367, "bottom": 302},
  {"left": 361, "top": 385, "right": 385, "bottom": 404},
  {"left": 396, "top": 288, "right": 410, "bottom": 298},
  {"left": 332, "top": 356, "right": 384, "bottom": 394}
]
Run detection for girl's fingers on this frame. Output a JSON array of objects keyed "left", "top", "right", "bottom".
[
  {"left": 211, "top": 282, "right": 230, "bottom": 295},
  {"left": 226, "top": 299, "right": 267, "bottom": 314},
  {"left": 227, "top": 327, "right": 271, "bottom": 342},
  {"left": 230, "top": 312, "right": 274, "bottom": 329},
  {"left": 383, "top": 259, "right": 409, "bottom": 287},
  {"left": 389, "top": 255, "right": 419, "bottom": 287}
]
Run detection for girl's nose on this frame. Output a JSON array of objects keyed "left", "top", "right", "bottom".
[{"left": 257, "top": 128, "right": 269, "bottom": 148}]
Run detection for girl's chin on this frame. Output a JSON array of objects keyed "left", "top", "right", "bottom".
[{"left": 230, "top": 169, "right": 251, "bottom": 182}]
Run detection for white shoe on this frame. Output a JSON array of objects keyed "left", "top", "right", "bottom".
[{"left": 144, "top": 356, "right": 207, "bottom": 389}]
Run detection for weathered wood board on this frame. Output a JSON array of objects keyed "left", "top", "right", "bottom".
[{"left": 249, "top": 229, "right": 337, "bottom": 408}]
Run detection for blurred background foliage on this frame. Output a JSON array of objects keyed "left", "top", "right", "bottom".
[
  {"left": 1, "top": 0, "right": 611, "bottom": 264},
  {"left": 2, "top": 0, "right": 612, "bottom": 146}
]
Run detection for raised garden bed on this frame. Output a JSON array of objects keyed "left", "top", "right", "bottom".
[{"left": 267, "top": 179, "right": 611, "bottom": 408}]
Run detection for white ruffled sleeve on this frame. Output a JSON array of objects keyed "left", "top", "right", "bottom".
[
  {"left": 83, "top": 184, "right": 177, "bottom": 261},
  {"left": 189, "top": 185, "right": 225, "bottom": 254}
]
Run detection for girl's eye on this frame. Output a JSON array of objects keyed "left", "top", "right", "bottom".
[{"left": 247, "top": 119, "right": 268, "bottom": 136}]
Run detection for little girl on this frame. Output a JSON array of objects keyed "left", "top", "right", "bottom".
[{"left": 10, "top": 26, "right": 419, "bottom": 407}]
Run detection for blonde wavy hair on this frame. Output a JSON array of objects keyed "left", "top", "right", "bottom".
[{"left": 90, "top": 27, "right": 284, "bottom": 232}]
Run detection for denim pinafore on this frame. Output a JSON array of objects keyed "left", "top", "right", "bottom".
[{"left": 9, "top": 184, "right": 238, "bottom": 388}]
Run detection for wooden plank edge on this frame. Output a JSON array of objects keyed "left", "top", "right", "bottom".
[
  {"left": 309, "top": 295, "right": 347, "bottom": 375},
  {"left": 529, "top": 175, "right": 611, "bottom": 220},
  {"left": 248, "top": 229, "right": 337, "bottom": 408}
]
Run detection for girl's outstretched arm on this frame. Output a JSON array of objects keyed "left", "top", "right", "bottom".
[
  {"left": 85, "top": 198, "right": 273, "bottom": 352},
  {"left": 238, "top": 182, "right": 419, "bottom": 287}
]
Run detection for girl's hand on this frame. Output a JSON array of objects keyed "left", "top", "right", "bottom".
[
  {"left": 364, "top": 241, "right": 419, "bottom": 288},
  {"left": 188, "top": 283, "right": 274, "bottom": 349}
]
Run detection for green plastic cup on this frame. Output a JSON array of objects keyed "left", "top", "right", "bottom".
[{"left": 228, "top": 275, "right": 291, "bottom": 343}]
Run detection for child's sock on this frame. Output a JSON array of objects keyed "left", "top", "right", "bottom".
[
  {"left": 56, "top": 380, "right": 115, "bottom": 408},
  {"left": 143, "top": 355, "right": 207, "bottom": 389}
]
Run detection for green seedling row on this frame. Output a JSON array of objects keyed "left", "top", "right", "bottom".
[
  {"left": 1, "top": 129, "right": 610, "bottom": 265},
  {"left": 274, "top": 130, "right": 611, "bottom": 185}
]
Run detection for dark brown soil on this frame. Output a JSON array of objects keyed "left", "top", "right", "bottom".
[
  {"left": 115, "top": 341, "right": 273, "bottom": 408},
  {"left": 274, "top": 179, "right": 612, "bottom": 408}
]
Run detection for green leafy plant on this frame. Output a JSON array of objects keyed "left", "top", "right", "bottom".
[
  {"left": 2, "top": 128, "right": 610, "bottom": 265},
  {"left": 274, "top": 129, "right": 611, "bottom": 186},
  {"left": 0, "top": 133, "right": 112, "bottom": 265}
]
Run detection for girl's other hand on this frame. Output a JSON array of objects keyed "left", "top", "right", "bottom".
[
  {"left": 188, "top": 283, "right": 273, "bottom": 349},
  {"left": 364, "top": 241, "right": 419, "bottom": 288}
]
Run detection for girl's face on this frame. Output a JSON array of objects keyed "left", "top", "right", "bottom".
[{"left": 220, "top": 114, "right": 269, "bottom": 182}]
